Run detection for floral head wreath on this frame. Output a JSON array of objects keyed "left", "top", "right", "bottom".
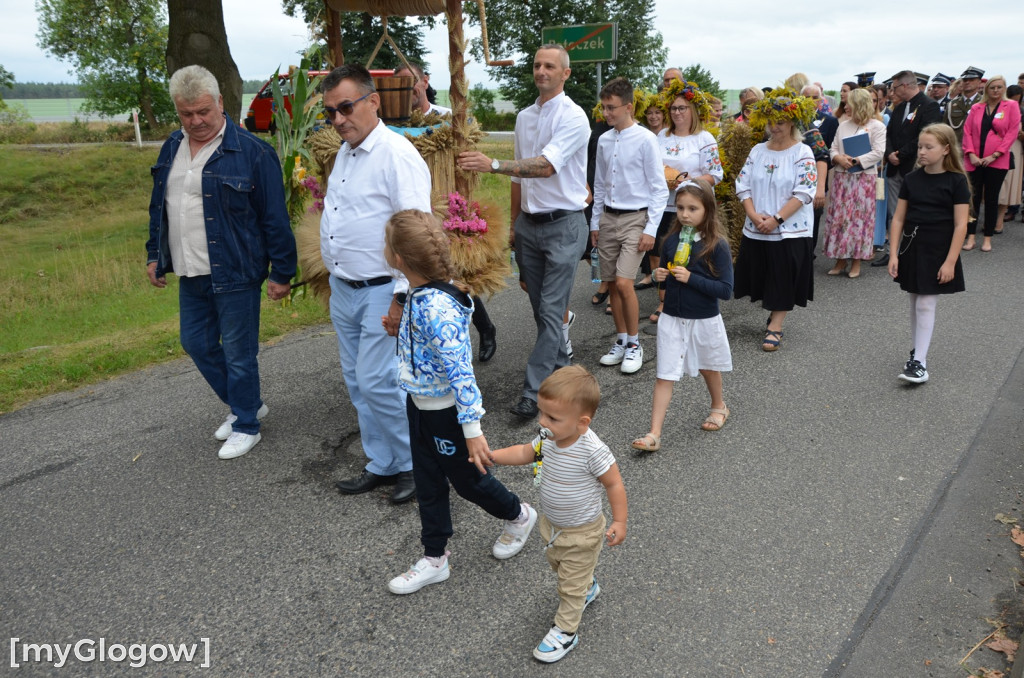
[
  {"left": 747, "top": 87, "right": 817, "bottom": 128},
  {"left": 658, "top": 79, "right": 713, "bottom": 124},
  {"left": 591, "top": 87, "right": 655, "bottom": 123}
]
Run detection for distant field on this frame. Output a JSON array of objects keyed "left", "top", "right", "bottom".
[{"left": 8, "top": 90, "right": 516, "bottom": 123}]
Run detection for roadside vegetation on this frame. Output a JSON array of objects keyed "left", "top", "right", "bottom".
[{"left": 0, "top": 139, "right": 512, "bottom": 413}]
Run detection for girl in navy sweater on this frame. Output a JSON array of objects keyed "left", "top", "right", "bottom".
[{"left": 632, "top": 179, "right": 734, "bottom": 451}]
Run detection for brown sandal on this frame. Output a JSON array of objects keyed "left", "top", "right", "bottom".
[{"left": 701, "top": 407, "right": 730, "bottom": 432}]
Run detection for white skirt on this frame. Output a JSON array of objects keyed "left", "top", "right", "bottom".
[{"left": 655, "top": 313, "right": 733, "bottom": 380}]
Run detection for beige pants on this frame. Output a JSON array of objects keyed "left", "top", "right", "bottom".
[{"left": 539, "top": 513, "right": 606, "bottom": 633}]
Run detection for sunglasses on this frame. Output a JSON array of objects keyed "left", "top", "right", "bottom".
[{"left": 324, "top": 92, "right": 372, "bottom": 119}]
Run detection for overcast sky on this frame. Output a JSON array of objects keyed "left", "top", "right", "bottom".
[{"left": 3, "top": 0, "right": 1024, "bottom": 97}]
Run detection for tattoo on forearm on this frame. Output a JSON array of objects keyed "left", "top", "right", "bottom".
[{"left": 499, "top": 157, "right": 553, "bottom": 178}]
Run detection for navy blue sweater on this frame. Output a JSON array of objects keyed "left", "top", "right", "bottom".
[{"left": 659, "top": 233, "right": 734, "bottom": 319}]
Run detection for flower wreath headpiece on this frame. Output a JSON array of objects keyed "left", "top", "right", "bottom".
[
  {"left": 658, "top": 79, "right": 713, "bottom": 124},
  {"left": 747, "top": 87, "right": 817, "bottom": 128},
  {"left": 591, "top": 87, "right": 655, "bottom": 123}
]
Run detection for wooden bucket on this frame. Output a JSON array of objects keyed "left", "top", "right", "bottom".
[{"left": 374, "top": 75, "right": 414, "bottom": 124}]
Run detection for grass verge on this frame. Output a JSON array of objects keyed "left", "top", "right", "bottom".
[{"left": 0, "top": 138, "right": 512, "bottom": 414}]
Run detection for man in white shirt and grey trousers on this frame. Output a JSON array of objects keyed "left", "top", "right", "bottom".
[
  {"left": 320, "top": 64, "right": 432, "bottom": 503},
  {"left": 459, "top": 44, "right": 591, "bottom": 419}
]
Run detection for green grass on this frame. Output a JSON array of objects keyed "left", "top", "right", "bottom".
[
  {"left": 0, "top": 139, "right": 513, "bottom": 414},
  {"left": 0, "top": 145, "right": 330, "bottom": 413}
]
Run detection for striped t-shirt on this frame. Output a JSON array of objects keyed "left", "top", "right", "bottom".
[{"left": 535, "top": 428, "right": 615, "bottom": 528}]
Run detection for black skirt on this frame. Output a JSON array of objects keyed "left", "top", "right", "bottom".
[
  {"left": 733, "top": 236, "right": 814, "bottom": 311},
  {"left": 894, "top": 222, "right": 965, "bottom": 295}
]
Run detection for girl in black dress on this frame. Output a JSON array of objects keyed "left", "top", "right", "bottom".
[{"left": 887, "top": 123, "right": 970, "bottom": 384}]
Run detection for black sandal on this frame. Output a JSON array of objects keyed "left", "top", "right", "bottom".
[{"left": 591, "top": 290, "right": 610, "bottom": 305}]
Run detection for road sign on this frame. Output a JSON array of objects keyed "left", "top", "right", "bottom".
[{"left": 541, "top": 23, "right": 617, "bottom": 63}]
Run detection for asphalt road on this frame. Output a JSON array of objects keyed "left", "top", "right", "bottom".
[{"left": 3, "top": 226, "right": 1024, "bottom": 677}]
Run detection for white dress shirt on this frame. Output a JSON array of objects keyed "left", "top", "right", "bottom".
[
  {"left": 590, "top": 123, "right": 669, "bottom": 236},
  {"left": 320, "top": 120, "right": 432, "bottom": 294},
  {"left": 165, "top": 122, "right": 226, "bottom": 277},
  {"left": 511, "top": 91, "right": 590, "bottom": 213}
]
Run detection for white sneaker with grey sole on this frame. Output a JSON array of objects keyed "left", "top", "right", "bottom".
[{"left": 215, "top": 403, "right": 269, "bottom": 440}]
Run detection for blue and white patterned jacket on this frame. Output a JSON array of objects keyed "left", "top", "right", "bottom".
[{"left": 398, "top": 284, "right": 485, "bottom": 438}]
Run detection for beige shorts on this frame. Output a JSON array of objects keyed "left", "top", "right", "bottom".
[{"left": 597, "top": 210, "right": 648, "bottom": 281}]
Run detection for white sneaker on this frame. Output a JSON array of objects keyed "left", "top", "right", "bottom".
[
  {"left": 217, "top": 432, "right": 261, "bottom": 459},
  {"left": 533, "top": 625, "right": 579, "bottom": 663},
  {"left": 387, "top": 556, "right": 450, "bottom": 594},
  {"left": 620, "top": 342, "right": 643, "bottom": 374},
  {"left": 493, "top": 503, "right": 537, "bottom": 559},
  {"left": 563, "top": 311, "right": 575, "bottom": 359},
  {"left": 215, "top": 403, "right": 269, "bottom": 440},
  {"left": 599, "top": 341, "right": 625, "bottom": 366}
]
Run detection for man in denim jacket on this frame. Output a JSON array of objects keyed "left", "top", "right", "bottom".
[{"left": 146, "top": 65, "right": 296, "bottom": 460}]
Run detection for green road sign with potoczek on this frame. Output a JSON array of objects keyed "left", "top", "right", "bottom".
[{"left": 541, "top": 23, "right": 617, "bottom": 63}]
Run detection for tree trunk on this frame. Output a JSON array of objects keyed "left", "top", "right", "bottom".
[{"left": 166, "top": 0, "right": 243, "bottom": 123}]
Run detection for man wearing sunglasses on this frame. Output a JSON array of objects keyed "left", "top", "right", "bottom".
[{"left": 319, "top": 64, "right": 432, "bottom": 504}]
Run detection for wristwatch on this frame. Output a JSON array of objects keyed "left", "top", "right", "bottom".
[
  {"left": 490, "top": 158, "right": 500, "bottom": 172},
  {"left": 773, "top": 214, "right": 785, "bottom": 224}
]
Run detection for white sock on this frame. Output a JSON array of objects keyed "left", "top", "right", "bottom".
[
  {"left": 912, "top": 294, "right": 937, "bottom": 367},
  {"left": 627, "top": 334, "right": 639, "bottom": 345},
  {"left": 425, "top": 552, "right": 448, "bottom": 567},
  {"left": 616, "top": 333, "right": 627, "bottom": 346},
  {"left": 562, "top": 324, "right": 570, "bottom": 341}
]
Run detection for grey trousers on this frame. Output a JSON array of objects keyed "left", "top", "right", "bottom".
[
  {"left": 514, "top": 210, "right": 587, "bottom": 400},
  {"left": 885, "top": 173, "right": 904, "bottom": 224}
]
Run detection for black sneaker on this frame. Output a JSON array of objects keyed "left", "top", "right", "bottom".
[
  {"left": 898, "top": 359, "right": 928, "bottom": 384},
  {"left": 903, "top": 349, "right": 915, "bottom": 372}
]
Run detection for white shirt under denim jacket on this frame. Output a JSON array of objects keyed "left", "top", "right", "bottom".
[
  {"left": 397, "top": 284, "right": 484, "bottom": 439},
  {"left": 735, "top": 141, "right": 817, "bottom": 241}
]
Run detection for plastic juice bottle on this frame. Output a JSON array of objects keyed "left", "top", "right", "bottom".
[{"left": 667, "top": 226, "right": 696, "bottom": 271}]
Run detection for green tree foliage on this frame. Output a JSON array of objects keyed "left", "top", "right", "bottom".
[
  {"left": 0, "top": 66, "right": 13, "bottom": 109},
  {"left": 5, "top": 82, "right": 83, "bottom": 99},
  {"left": 467, "top": 0, "right": 667, "bottom": 113},
  {"left": 681, "top": 64, "right": 723, "bottom": 100},
  {"left": 35, "top": 0, "right": 173, "bottom": 127},
  {"left": 281, "top": 1, "right": 429, "bottom": 71}
]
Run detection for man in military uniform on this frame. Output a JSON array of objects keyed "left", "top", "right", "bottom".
[
  {"left": 947, "top": 66, "right": 984, "bottom": 142},
  {"left": 928, "top": 73, "right": 952, "bottom": 115}
]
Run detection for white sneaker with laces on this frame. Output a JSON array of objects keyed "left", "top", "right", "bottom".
[
  {"left": 533, "top": 625, "right": 578, "bottom": 663},
  {"left": 620, "top": 342, "right": 643, "bottom": 374},
  {"left": 215, "top": 403, "right": 269, "bottom": 440},
  {"left": 387, "top": 556, "right": 450, "bottom": 594},
  {"left": 218, "top": 432, "right": 261, "bottom": 459},
  {"left": 599, "top": 341, "right": 625, "bottom": 366},
  {"left": 493, "top": 503, "right": 538, "bottom": 559}
]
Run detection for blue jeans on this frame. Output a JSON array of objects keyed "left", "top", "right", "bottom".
[
  {"left": 328, "top": 276, "right": 411, "bottom": 476},
  {"left": 178, "top": 276, "right": 263, "bottom": 435}
]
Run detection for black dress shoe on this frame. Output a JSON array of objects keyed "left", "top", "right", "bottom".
[
  {"left": 509, "top": 397, "right": 539, "bottom": 419},
  {"left": 391, "top": 471, "right": 416, "bottom": 504},
  {"left": 335, "top": 470, "right": 395, "bottom": 495},
  {"left": 479, "top": 325, "right": 497, "bottom": 362}
]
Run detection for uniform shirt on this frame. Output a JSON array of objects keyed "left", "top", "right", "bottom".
[
  {"left": 511, "top": 91, "right": 590, "bottom": 213},
  {"left": 590, "top": 123, "right": 668, "bottom": 236},
  {"left": 535, "top": 428, "right": 615, "bottom": 528},
  {"left": 320, "top": 120, "right": 431, "bottom": 293},
  {"left": 165, "top": 122, "right": 226, "bottom": 277}
]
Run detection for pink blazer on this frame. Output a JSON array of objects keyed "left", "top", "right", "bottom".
[{"left": 962, "top": 100, "right": 1021, "bottom": 171}]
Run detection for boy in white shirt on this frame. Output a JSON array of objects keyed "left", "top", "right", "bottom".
[
  {"left": 490, "top": 365, "right": 628, "bottom": 663},
  {"left": 591, "top": 77, "right": 669, "bottom": 374}
]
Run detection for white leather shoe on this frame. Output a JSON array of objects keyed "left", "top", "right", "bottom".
[
  {"left": 218, "top": 432, "right": 261, "bottom": 460},
  {"left": 214, "top": 404, "right": 269, "bottom": 440}
]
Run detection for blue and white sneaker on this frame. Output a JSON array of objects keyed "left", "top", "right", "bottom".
[
  {"left": 533, "top": 625, "right": 578, "bottom": 663},
  {"left": 583, "top": 578, "right": 600, "bottom": 611}
]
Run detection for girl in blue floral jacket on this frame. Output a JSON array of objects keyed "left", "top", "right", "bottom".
[{"left": 381, "top": 210, "right": 537, "bottom": 596}]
